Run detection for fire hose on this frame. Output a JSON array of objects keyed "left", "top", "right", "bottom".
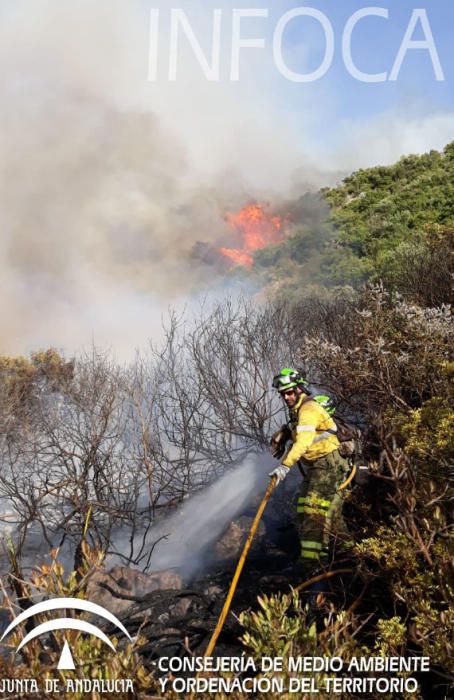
[{"left": 203, "top": 476, "right": 277, "bottom": 658}]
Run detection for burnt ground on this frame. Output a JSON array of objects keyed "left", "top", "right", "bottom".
[
  {"left": 88, "top": 478, "right": 451, "bottom": 700},
  {"left": 93, "top": 486, "right": 363, "bottom": 669}
]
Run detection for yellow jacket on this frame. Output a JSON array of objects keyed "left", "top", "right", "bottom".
[{"left": 282, "top": 396, "right": 340, "bottom": 467}]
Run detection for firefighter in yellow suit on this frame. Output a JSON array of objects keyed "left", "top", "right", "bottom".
[{"left": 270, "top": 368, "right": 351, "bottom": 578}]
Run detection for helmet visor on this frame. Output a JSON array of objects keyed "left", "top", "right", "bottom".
[{"left": 272, "top": 372, "right": 299, "bottom": 390}]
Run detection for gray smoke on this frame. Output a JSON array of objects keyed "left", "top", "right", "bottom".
[
  {"left": 0, "top": 1, "right": 306, "bottom": 356},
  {"left": 113, "top": 453, "right": 272, "bottom": 578}
]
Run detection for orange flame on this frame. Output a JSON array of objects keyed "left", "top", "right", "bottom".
[{"left": 219, "top": 203, "right": 285, "bottom": 268}]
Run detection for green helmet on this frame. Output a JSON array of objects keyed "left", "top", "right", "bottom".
[
  {"left": 313, "top": 394, "right": 336, "bottom": 415},
  {"left": 272, "top": 367, "right": 307, "bottom": 392}
]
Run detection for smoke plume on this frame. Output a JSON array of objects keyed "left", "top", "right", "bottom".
[{"left": 0, "top": 1, "right": 308, "bottom": 356}]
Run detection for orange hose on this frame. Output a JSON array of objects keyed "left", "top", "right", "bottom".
[{"left": 338, "top": 463, "right": 357, "bottom": 491}]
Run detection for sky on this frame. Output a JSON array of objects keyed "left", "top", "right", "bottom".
[
  {"left": 268, "top": 1, "right": 454, "bottom": 159},
  {"left": 144, "top": 0, "right": 454, "bottom": 177},
  {"left": 277, "top": 1, "right": 453, "bottom": 115},
  {"left": 0, "top": 0, "right": 453, "bottom": 356}
]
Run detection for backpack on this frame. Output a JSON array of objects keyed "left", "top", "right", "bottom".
[
  {"left": 331, "top": 415, "right": 363, "bottom": 459},
  {"left": 312, "top": 394, "right": 363, "bottom": 460},
  {"left": 326, "top": 411, "right": 370, "bottom": 484}
]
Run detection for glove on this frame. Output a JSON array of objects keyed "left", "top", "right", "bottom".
[
  {"left": 271, "top": 443, "right": 286, "bottom": 460},
  {"left": 269, "top": 465, "right": 290, "bottom": 485},
  {"left": 270, "top": 425, "right": 291, "bottom": 459}
]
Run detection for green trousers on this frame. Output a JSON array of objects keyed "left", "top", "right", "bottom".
[{"left": 296, "top": 449, "right": 351, "bottom": 574}]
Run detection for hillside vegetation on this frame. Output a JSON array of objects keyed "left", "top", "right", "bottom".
[{"left": 253, "top": 141, "right": 454, "bottom": 296}]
